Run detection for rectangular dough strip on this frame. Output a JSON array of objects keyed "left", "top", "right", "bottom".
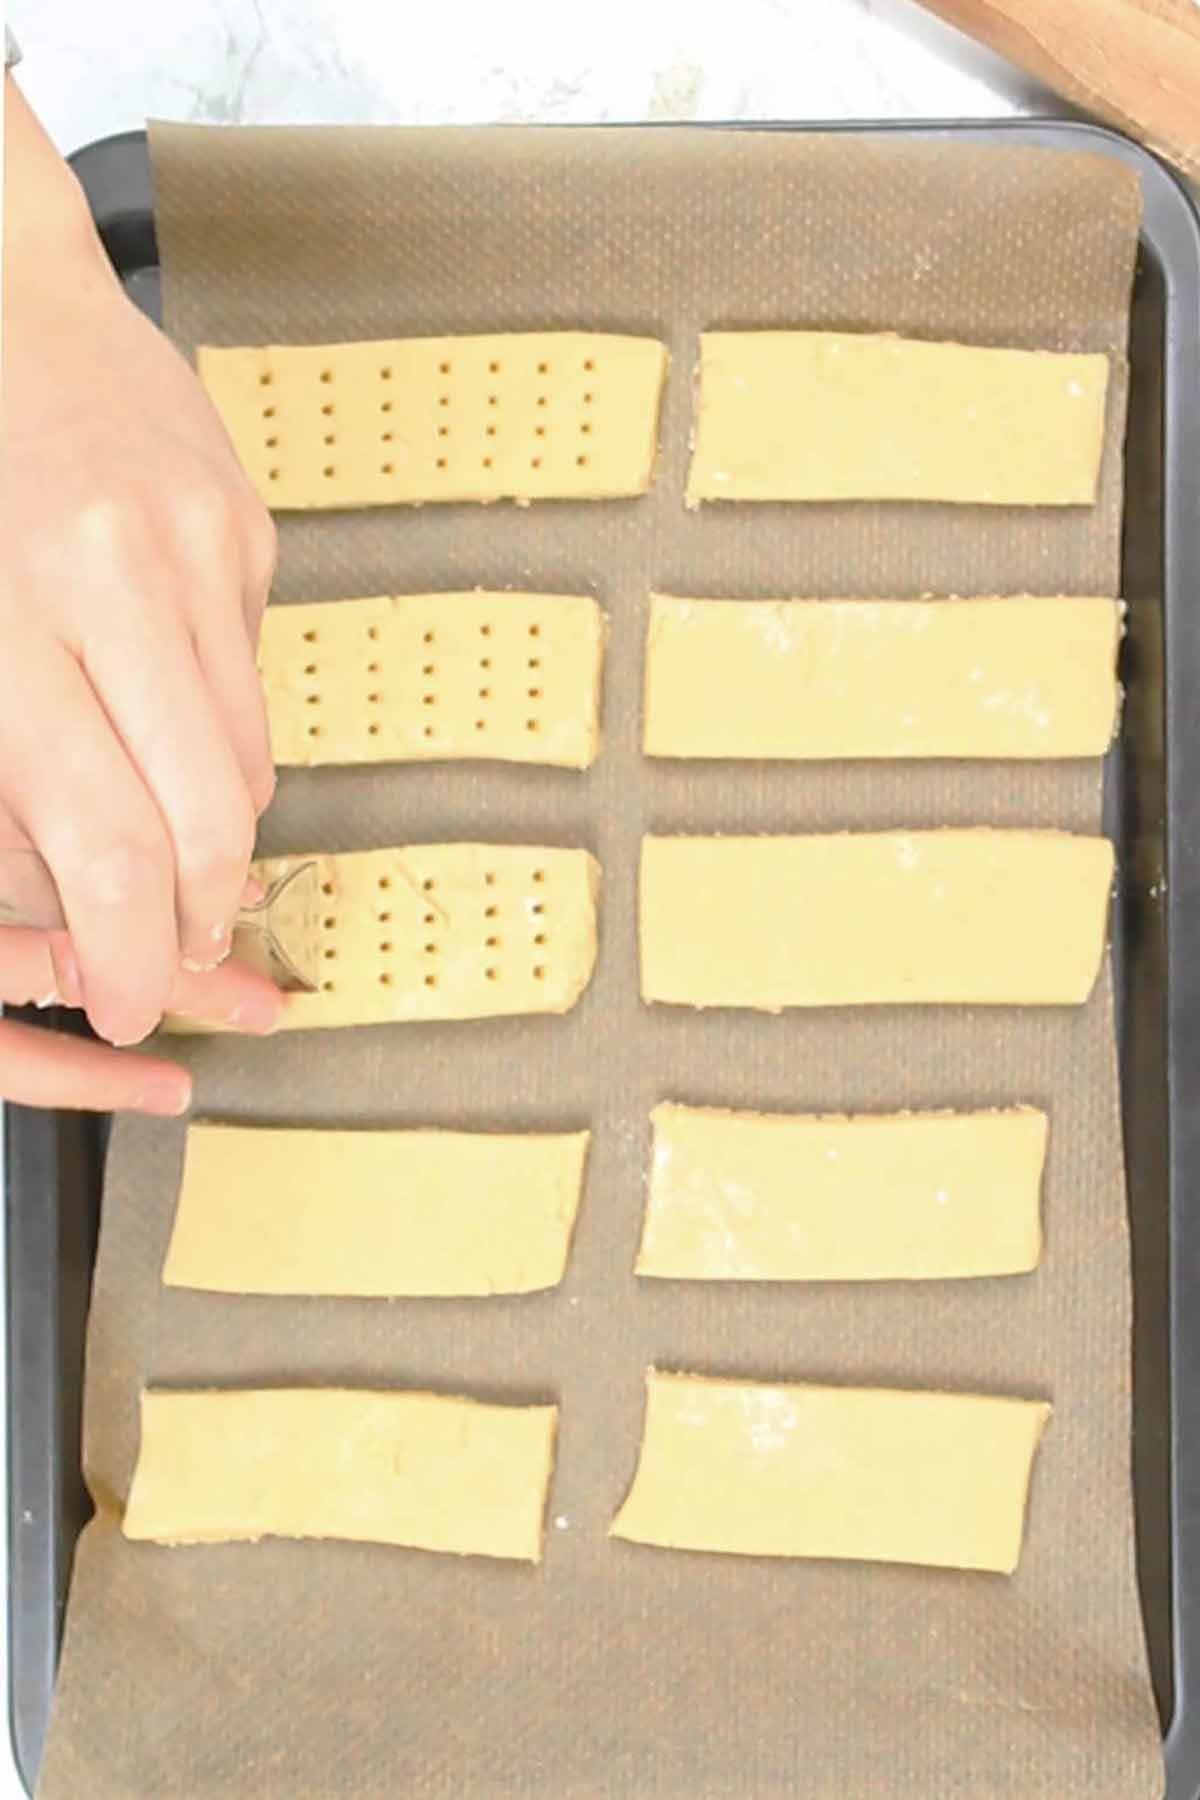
[
  {"left": 165, "top": 844, "right": 599, "bottom": 1033},
  {"left": 123, "top": 1388, "right": 558, "bottom": 1562},
  {"left": 639, "top": 829, "right": 1113, "bottom": 1010},
  {"left": 611, "top": 1371, "right": 1050, "bottom": 1574},
  {"left": 643, "top": 594, "right": 1122, "bottom": 760},
  {"left": 262, "top": 591, "right": 605, "bottom": 770},
  {"left": 164, "top": 1123, "right": 590, "bottom": 1297},
  {"left": 685, "top": 330, "right": 1109, "bottom": 505},
  {"left": 198, "top": 331, "right": 668, "bottom": 509},
  {"left": 638, "top": 1103, "right": 1047, "bottom": 1281}
]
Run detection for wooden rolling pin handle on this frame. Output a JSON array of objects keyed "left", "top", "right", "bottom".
[{"left": 918, "top": 0, "right": 1200, "bottom": 180}]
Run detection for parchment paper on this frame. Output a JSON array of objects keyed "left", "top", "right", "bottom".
[{"left": 38, "top": 124, "right": 1162, "bottom": 1798}]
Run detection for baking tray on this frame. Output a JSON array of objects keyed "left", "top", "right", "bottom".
[{"left": 4, "top": 118, "right": 1198, "bottom": 1797}]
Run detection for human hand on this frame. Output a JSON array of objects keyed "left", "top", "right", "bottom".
[
  {"left": 2, "top": 75, "right": 278, "bottom": 1051},
  {"left": 0, "top": 925, "right": 283, "bottom": 1113}
]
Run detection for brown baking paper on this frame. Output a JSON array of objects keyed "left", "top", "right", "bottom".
[{"left": 38, "top": 124, "right": 1162, "bottom": 1798}]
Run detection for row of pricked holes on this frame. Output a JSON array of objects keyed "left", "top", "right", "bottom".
[
  {"left": 431, "top": 387, "right": 594, "bottom": 475},
  {"left": 270, "top": 456, "right": 591, "bottom": 482},
  {"left": 258, "top": 359, "right": 598, "bottom": 480},
  {"left": 316, "top": 870, "right": 549, "bottom": 993},
  {"left": 429, "top": 367, "right": 596, "bottom": 475},
  {"left": 430, "top": 387, "right": 595, "bottom": 475},
  {"left": 299, "top": 620, "right": 386, "bottom": 742},
  {"left": 275, "top": 440, "right": 592, "bottom": 483},
  {"left": 257, "top": 356, "right": 598, "bottom": 387},
  {"left": 422, "top": 620, "right": 543, "bottom": 737},
  {"left": 298, "top": 621, "right": 546, "bottom": 742}
]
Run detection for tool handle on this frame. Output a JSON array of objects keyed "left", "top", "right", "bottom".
[{"left": 918, "top": 0, "right": 1200, "bottom": 180}]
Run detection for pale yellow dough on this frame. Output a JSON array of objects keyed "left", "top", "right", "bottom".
[
  {"left": 164, "top": 1124, "right": 590, "bottom": 1297},
  {"left": 638, "top": 1103, "right": 1047, "bottom": 1281},
  {"left": 643, "top": 595, "right": 1122, "bottom": 760},
  {"left": 686, "top": 331, "right": 1109, "bottom": 505},
  {"left": 165, "top": 844, "right": 599, "bottom": 1033},
  {"left": 124, "top": 1388, "right": 557, "bottom": 1562},
  {"left": 261, "top": 592, "right": 605, "bottom": 769},
  {"left": 611, "top": 1371, "right": 1050, "bottom": 1573},
  {"left": 640, "top": 830, "right": 1113, "bottom": 1009},
  {"left": 198, "top": 332, "right": 667, "bottom": 509}
]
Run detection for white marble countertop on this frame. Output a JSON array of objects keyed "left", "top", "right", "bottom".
[
  {"left": 2, "top": 1, "right": 1057, "bottom": 1793},
  {"left": 14, "top": 0, "right": 1055, "bottom": 154}
]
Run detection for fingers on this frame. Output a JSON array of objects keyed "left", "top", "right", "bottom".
[
  {"left": 81, "top": 601, "right": 259, "bottom": 971},
  {"left": 239, "top": 497, "right": 277, "bottom": 644},
  {"left": 0, "top": 926, "right": 282, "bottom": 1033},
  {"left": 1, "top": 633, "right": 177, "bottom": 1046},
  {"left": 191, "top": 607, "right": 277, "bottom": 819},
  {"left": 0, "top": 929, "right": 283, "bottom": 1116},
  {"left": 0, "top": 927, "right": 81, "bottom": 1007},
  {"left": 0, "top": 795, "right": 34, "bottom": 852},
  {"left": 168, "top": 956, "right": 284, "bottom": 1032},
  {"left": 0, "top": 1016, "right": 191, "bottom": 1115},
  {"left": 193, "top": 388, "right": 279, "bottom": 645},
  {"left": 179, "top": 481, "right": 277, "bottom": 818}
]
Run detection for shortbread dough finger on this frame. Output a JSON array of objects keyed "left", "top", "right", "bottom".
[
  {"left": 262, "top": 592, "right": 605, "bottom": 770},
  {"left": 643, "top": 595, "right": 1121, "bottom": 760},
  {"left": 166, "top": 844, "right": 600, "bottom": 1033},
  {"left": 611, "top": 1371, "right": 1050, "bottom": 1573},
  {"left": 639, "top": 829, "right": 1113, "bottom": 1009},
  {"left": 199, "top": 331, "right": 667, "bottom": 508},
  {"left": 686, "top": 331, "right": 1109, "bottom": 505},
  {"left": 124, "top": 1388, "right": 557, "bottom": 1562},
  {"left": 165, "top": 1123, "right": 590, "bottom": 1296},
  {"left": 638, "top": 1104, "right": 1047, "bottom": 1280}
]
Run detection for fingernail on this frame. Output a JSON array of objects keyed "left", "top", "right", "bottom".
[
  {"left": 48, "top": 935, "right": 83, "bottom": 1009},
  {"left": 103, "top": 1006, "right": 164, "bottom": 1048},
  {"left": 34, "top": 988, "right": 60, "bottom": 1009},
  {"left": 226, "top": 991, "right": 285, "bottom": 1034},
  {"left": 134, "top": 1074, "right": 192, "bottom": 1117},
  {"left": 183, "top": 939, "right": 232, "bottom": 974},
  {"left": 241, "top": 874, "right": 266, "bottom": 906},
  {"left": 250, "top": 759, "right": 278, "bottom": 815}
]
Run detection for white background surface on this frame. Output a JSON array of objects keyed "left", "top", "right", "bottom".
[
  {"left": 14, "top": 0, "right": 1045, "bottom": 156},
  {"left": 2, "top": 2, "right": 1049, "bottom": 1793}
]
